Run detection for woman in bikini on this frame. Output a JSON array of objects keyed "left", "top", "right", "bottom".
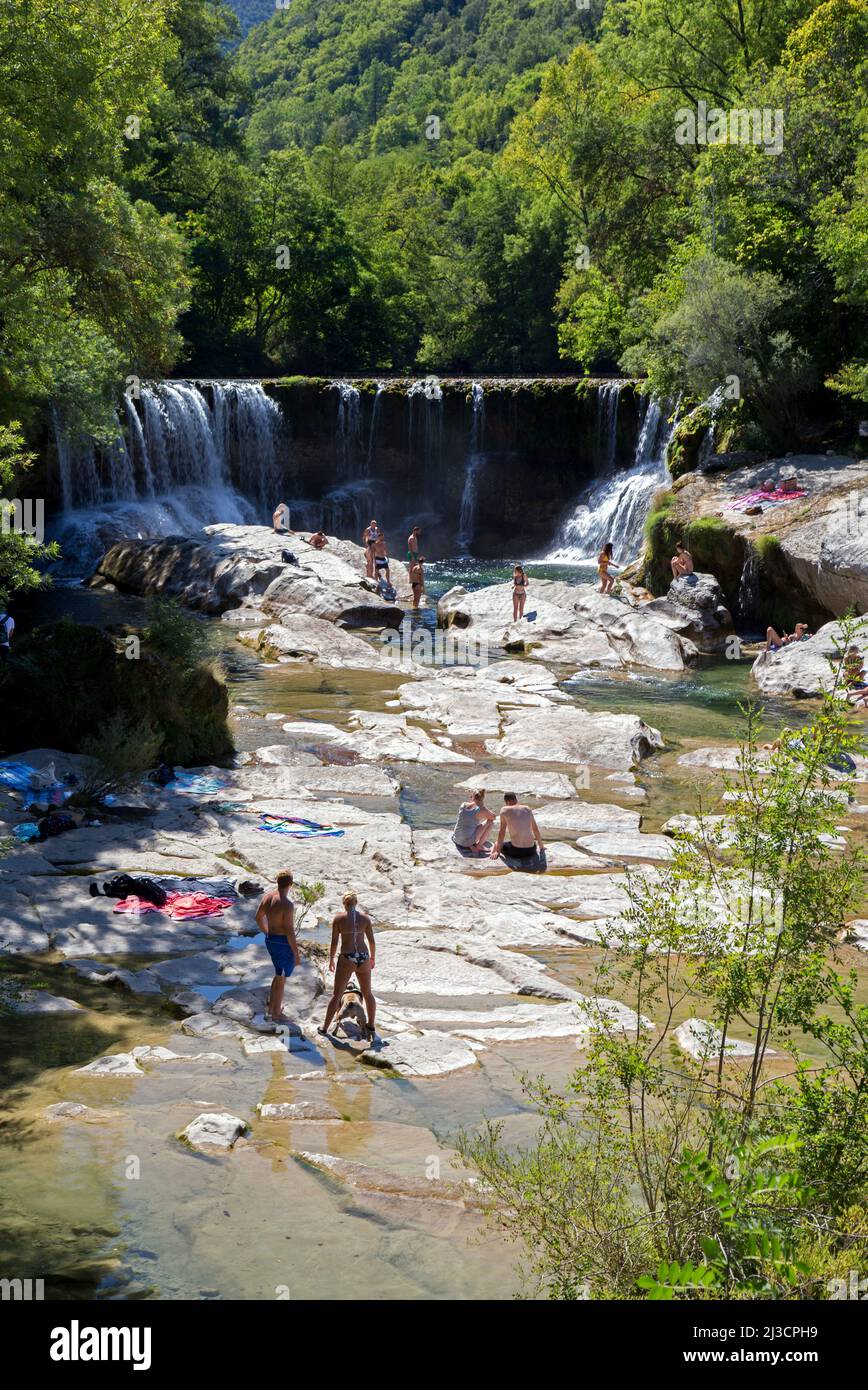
[
  {"left": 765, "top": 621, "right": 811, "bottom": 652},
  {"left": 512, "top": 564, "right": 528, "bottom": 621},
  {"left": 598, "top": 542, "right": 619, "bottom": 594},
  {"left": 319, "top": 891, "right": 376, "bottom": 1040}
]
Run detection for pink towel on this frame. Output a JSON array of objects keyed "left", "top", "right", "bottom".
[{"left": 113, "top": 896, "right": 163, "bottom": 915}]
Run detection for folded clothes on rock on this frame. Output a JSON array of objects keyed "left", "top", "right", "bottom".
[
  {"left": 112, "top": 895, "right": 164, "bottom": 916},
  {"left": 255, "top": 814, "right": 344, "bottom": 838}
]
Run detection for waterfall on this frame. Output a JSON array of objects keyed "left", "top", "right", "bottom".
[
  {"left": 736, "top": 545, "right": 759, "bottom": 629},
  {"left": 291, "top": 479, "right": 376, "bottom": 540},
  {"left": 49, "top": 380, "right": 283, "bottom": 574},
  {"left": 366, "top": 382, "right": 384, "bottom": 473},
  {"left": 407, "top": 376, "right": 444, "bottom": 479},
  {"left": 695, "top": 383, "right": 728, "bottom": 468},
  {"left": 456, "top": 383, "right": 485, "bottom": 555},
  {"left": 596, "top": 381, "right": 621, "bottom": 471},
  {"left": 546, "top": 391, "right": 677, "bottom": 564},
  {"left": 332, "top": 380, "right": 362, "bottom": 477}
]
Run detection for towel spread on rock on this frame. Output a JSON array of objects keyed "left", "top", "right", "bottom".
[
  {"left": 0, "top": 761, "right": 69, "bottom": 802},
  {"left": 168, "top": 770, "right": 230, "bottom": 797},
  {"left": 113, "top": 890, "right": 234, "bottom": 919},
  {"left": 255, "top": 813, "right": 344, "bottom": 838},
  {"left": 727, "top": 487, "right": 807, "bottom": 511}
]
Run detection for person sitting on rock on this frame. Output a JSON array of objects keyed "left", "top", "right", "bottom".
[
  {"left": 308, "top": 530, "right": 327, "bottom": 549},
  {"left": 597, "top": 543, "right": 619, "bottom": 595},
  {"left": 255, "top": 869, "right": 300, "bottom": 1025},
  {"left": 765, "top": 622, "right": 811, "bottom": 652},
  {"left": 843, "top": 644, "right": 868, "bottom": 705},
  {"left": 319, "top": 891, "right": 376, "bottom": 1041},
  {"left": 670, "top": 541, "right": 694, "bottom": 579},
  {"left": 490, "top": 792, "right": 545, "bottom": 862},
  {"left": 273, "top": 502, "right": 291, "bottom": 534},
  {"left": 452, "top": 788, "right": 495, "bottom": 854}
]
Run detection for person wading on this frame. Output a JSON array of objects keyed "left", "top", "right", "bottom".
[
  {"left": 255, "top": 870, "right": 301, "bottom": 1024},
  {"left": 319, "top": 891, "right": 376, "bottom": 1041}
]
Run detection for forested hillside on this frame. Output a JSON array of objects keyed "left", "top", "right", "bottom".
[
  {"left": 1, "top": 0, "right": 866, "bottom": 461},
  {"left": 225, "top": 0, "right": 277, "bottom": 38}
]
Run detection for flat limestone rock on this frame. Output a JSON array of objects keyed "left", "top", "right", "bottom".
[
  {"left": 346, "top": 711, "right": 474, "bottom": 764},
  {"left": 11, "top": 991, "right": 84, "bottom": 1015},
  {"left": 362, "top": 1029, "right": 480, "bottom": 1077},
  {"left": 257, "top": 1101, "right": 341, "bottom": 1121},
  {"left": 533, "top": 800, "right": 641, "bottom": 835},
  {"left": 130, "top": 1045, "right": 230, "bottom": 1067},
  {"left": 576, "top": 831, "right": 676, "bottom": 862},
  {"left": 74, "top": 1052, "right": 144, "bottom": 1077},
  {"left": 674, "top": 1018, "right": 769, "bottom": 1062},
  {"left": 66, "top": 961, "right": 164, "bottom": 995},
  {"left": 179, "top": 1111, "right": 250, "bottom": 1150},
  {"left": 486, "top": 705, "right": 662, "bottom": 770},
  {"left": 454, "top": 771, "right": 577, "bottom": 799},
  {"left": 295, "top": 1151, "right": 481, "bottom": 1205},
  {"left": 45, "top": 1102, "right": 111, "bottom": 1122},
  {"left": 237, "top": 616, "right": 386, "bottom": 671}
]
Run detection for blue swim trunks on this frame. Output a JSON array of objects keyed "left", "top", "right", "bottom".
[{"left": 265, "top": 935, "right": 296, "bottom": 977}]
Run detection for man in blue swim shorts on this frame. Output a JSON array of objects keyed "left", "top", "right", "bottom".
[{"left": 255, "top": 869, "right": 301, "bottom": 1024}]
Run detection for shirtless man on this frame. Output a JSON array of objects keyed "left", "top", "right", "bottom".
[
  {"left": 319, "top": 891, "right": 376, "bottom": 1040},
  {"left": 373, "top": 532, "right": 390, "bottom": 585},
  {"left": 409, "top": 554, "right": 425, "bottom": 608},
  {"left": 671, "top": 541, "right": 694, "bottom": 579},
  {"left": 255, "top": 869, "right": 301, "bottom": 1024},
  {"left": 308, "top": 530, "right": 327, "bottom": 550},
  {"left": 407, "top": 525, "right": 421, "bottom": 563},
  {"left": 273, "top": 502, "right": 291, "bottom": 534},
  {"left": 490, "top": 792, "right": 545, "bottom": 861},
  {"left": 362, "top": 520, "right": 380, "bottom": 578}
]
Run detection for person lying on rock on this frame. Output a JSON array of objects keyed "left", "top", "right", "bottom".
[
  {"left": 670, "top": 541, "right": 694, "bottom": 579},
  {"left": 452, "top": 788, "right": 495, "bottom": 854},
  {"left": 765, "top": 622, "right": 811, "bottom": 652},
  {"left": 319, "top": 891, "right": 376, "bottom": 1042},
  {"left": 597, "top": 543, "right": 619, "bottom": 594},
  {"left": 490, "top": 792, "right": 545, "bottom": 862},
  {"left": 255, "top": 869, "right": 301, "bottom": 1025},
  {"left": 308, "top": 530, "right": 327, "bottom": 549}
]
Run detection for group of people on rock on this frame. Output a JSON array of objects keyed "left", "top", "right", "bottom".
[{"left": 452, "top": 788, "right": 545, "bottom": 862}]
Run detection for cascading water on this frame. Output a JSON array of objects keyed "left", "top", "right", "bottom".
[
  {"left": 736, "top": 545, "right": 760, "bottom": 629},
  {"left": 332, "top": 381, "right": 362, "bottom": 478},
  {"left": 455, "top": 383, "right": 485, "bottom": 555},
  {"left": 366, "top": 383, "right": 384, "bottom": 473},
  {"left": 49, "top": 381, "right": 283, "bottom": 574},
  {"left": 596, "top": 381, "right": 621, "bottom": 472},
  {"left": 546, "top": 390, "right": 678, "bottom": 564}
]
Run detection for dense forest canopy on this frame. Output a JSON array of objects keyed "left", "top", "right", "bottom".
[{"left": 0, "top": 0, "right": 866, "bottom": 456}]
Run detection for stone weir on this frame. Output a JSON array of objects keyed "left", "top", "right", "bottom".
[{"left": 260, "top": 377, "right": 645, "bottom": 557}]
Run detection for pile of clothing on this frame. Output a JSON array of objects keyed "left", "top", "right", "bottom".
[
  {"left": 90, "top": 874, "right": 235, "bottom": 919},
  {"left": 728, "top": 486, "right": 807, "bottom": 512}
]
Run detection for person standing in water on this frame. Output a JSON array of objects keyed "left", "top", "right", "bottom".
[
  {"left": 409, "top": 554, "right": 425, "bottom": 609},
  {"left": 362, "top": 519, "right": 380, "bottom": 578},
  {"left": 320, "top": 891, "right": 376, "bottom": 1040},
  {"left": 597, "top": 542, "right": 619, "bottom": 594},
  {"left": 407, "top": 525, "right": 421, "bottom": 563},
  {"left": 512, "top": 564, "right": 528, "bottom": 621},
  {"left": 255, "top": 869, "right": 301, "bottom": 1024}
]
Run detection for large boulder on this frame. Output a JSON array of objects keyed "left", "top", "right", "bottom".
[
  {"left": 751, "top": 619, "right": 868, "bottom": 697},
  {"left": 643, "top": 572, "right": 733, "bottom": 652}
]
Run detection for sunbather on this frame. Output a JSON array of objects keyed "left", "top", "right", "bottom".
[
  {"left": 843, "top": 644, "right": 868, "bottom": 705},
  {"left": 671, "top": 541, "right": 694, "bottom": 579},
  {"left": 319, "top": 892, "right": 376, "bottom": 1040},
  {"left": 765, "top": 622, "right": 811, "bottom": 652}
]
